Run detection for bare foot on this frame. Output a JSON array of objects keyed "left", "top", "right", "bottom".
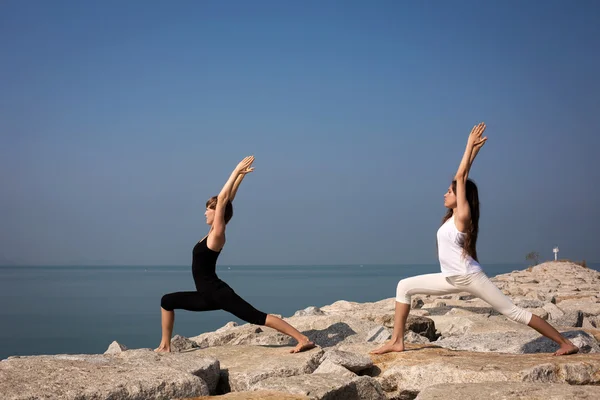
[
  {"left": 290, "top": 339, "right": 316, "bottom": 354},
  {"left": 154, "top": 344, "right": 171, "bottom": 353},
  {"left": 370, "top": 342, "right": 405, "bottom": 355},
  {"left": 553, "top": 343, "right": 579, "bottom": 356}
]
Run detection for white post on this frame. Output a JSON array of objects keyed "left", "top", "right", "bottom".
[{"left": 553, "top": 247, "right": 559, "bottom": 261}]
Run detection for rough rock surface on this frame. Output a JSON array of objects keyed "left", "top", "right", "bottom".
[
  {"left": 415, "top": 382, "right": 600, "bottom": 400},
  {"left": 252, "top": 374, "right": 386, "bottom": 400},
  {"left": 195, "top": 345, "right": 324, "bottom": 392},
  {"left": 4, "top": 261, "right": 600, "bottom": 400},
  {"left": 0, "top": 349, "right": 220, "bottom": 400}
]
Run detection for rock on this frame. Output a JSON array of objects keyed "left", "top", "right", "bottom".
[
  {"left": 434, "top": 330, "right": 600, "bottom": 354},
  {"left": 515, "top": 299, "right": 545, "bottom": 309},
  {"left": 312, "top": 359, "right": 356, "bottom": 378},
  {"left": 423, "top": 301, "right": 447, "bottom": 308},
  {"left": 293, "top": 316, "right": 377, "bottom": 348},
  {"left": 171, "top": 335, "right": 201, "bottom": 352},
  {"left": 582, "top": 317, "right": 598, "bottom": 329},
  {"left": 320, "top": 349, "right": 373, "bottom": 373},
  {"left": 554, "top": 310, "right": 584, "bottom": 328},
  {"left": 415, "top": 382, "right": 600, "bottom": 400},
  {"left": 367, "top": 344, "right": 600, "bottom": 397},
  {"left": 410, "top": 309, "right": 430, "bottom": 317},
  {"left": 193, "top": 313, "right": 389, "bottom": 350},
  {"left": 366, "top": 314, "right": 436, "bottom": 340},
  {"left": 555, "top": 295, "right": 598, "bottom": 303},
  {"left": 543, "top": 303, "right": 565, "bottom": 320},
  {"left": 0, "top": 349, "right": 220, "bottom": 399},
  {"left": 104, "top": 340, "right": 127, "bottom": 354},
  {"left": 556, "top": 300, "right": 600, "bottom": 316},
  {"left": 320, "top": 300, "right": 363, "bottom": 313},
  {"left": 412, "top": 298, "right": 424, "bottom": 309},
  {"left": 191, "top": 324, "right": 293, "bottom": 349},
  {"left": 366, "top": 326, "right": 391, "bottom": 343},
  {"left": 405, "top": 315, "right": 437, "bottom": 341},
  {"left": 227, "top": 331, "right": 291, "bottom": 347},
  {"left": 252, "top": 374, "right": 386, "bottom": 400},
  {"left": 404, "top": 331, "right": 431, "bottom": 344},
  {"left": 445, "top": 307, "right": 484, "bottom": 316},
  {"left": 216, "top": 321, "right": 239, "bottom": 332},
  {"left": 427, "top": 314, "right": 488, "bottom": 337},
  {"left": 294, "top": 306, "right": 325, "bottom": 317},
  {"left": 196, "top": 345, "right": 323, "bottom": 392}
]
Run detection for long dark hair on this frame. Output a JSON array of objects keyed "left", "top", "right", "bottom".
[{"left": 442, "top": 179, "right": 480, "bottom": 261}]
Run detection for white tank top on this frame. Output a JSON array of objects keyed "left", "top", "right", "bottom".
[{"left": 437, "top": 215, "right": 482, "bottom": 276}]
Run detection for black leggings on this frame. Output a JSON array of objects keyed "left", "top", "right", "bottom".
[{"left": 161, "top": 284, "right": 268, "bottom": 326}]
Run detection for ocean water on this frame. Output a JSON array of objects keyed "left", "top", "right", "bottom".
[{"left": 2, "top": 262, "right": 598, "bottom": 360}]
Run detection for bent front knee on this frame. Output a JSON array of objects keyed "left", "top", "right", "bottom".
[
  {"left": 161, "top": 294, "right": 176, "bottom": 311},
  {"left": 395, "top": 279, "right": 411, "bottom": 304}
]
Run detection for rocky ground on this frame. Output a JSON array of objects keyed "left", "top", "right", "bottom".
[{"left": 2, "top": 261, "right": 600, "bottom": 399}]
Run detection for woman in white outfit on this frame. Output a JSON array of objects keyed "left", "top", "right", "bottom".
[{"left": 371, "top": 123, "right": 579, "bottom": 356}]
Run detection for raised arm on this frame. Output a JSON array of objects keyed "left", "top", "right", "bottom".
[
  {"left": 454, "top": 123, "right": 487, "bottom": 231},
  {"left": 209, "top": 156, "right": 255, "bottom": 249},
  {"left": 229, "top": 162, "right": 254, "bottom": 202}
]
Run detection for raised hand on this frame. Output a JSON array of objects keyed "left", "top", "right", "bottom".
[
  {"left": 468, "top": 122, "right": 487, "bottom": 148},
  {"left": 235, "top": 156, "right": 255, "bottom": 174}
]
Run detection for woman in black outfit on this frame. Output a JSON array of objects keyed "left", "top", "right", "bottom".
[{"left": 156, "top": 156, "right": 315, "bottom": 354}]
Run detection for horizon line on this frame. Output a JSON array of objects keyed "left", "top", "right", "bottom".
[{"left": 2, "top": 260, "right": 597, "bottom": 268}]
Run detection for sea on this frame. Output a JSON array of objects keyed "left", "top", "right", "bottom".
[{"left": 2, "top": 262, "right": 599, "bottom": 360}]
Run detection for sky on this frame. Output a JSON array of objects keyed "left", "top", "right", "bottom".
[{"left": 1, "top": 0, "right": 599, "bottom": 266}]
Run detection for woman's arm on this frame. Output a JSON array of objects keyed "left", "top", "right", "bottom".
[
  {"left": 454, "top": 123, "right": 487, "bottom": 231},
  {"left": 229, "top": 162, "right": 254, "bottom": 202},
  {"left": 210, "top": 156, "right": 255, "bottom": 247}
]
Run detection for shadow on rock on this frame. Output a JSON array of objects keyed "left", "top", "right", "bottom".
[{"left": 302, "top": 322, "right": 357, "bottom": 348}]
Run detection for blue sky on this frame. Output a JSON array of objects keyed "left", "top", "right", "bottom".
[{"left": 1, "top": 0, "right": 599, "bottom": 266}]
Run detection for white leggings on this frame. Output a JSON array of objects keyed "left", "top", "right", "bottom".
[{"left": 396, "top": 271, "right": 533, "bottom": 325}]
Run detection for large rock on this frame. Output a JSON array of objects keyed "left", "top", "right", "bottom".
[
  {"left": 196, "top": 345, "right": 323, "bottom": 392},
  {"left": 191, "top": 324, "right": 293, "bottom": 349},
  {"left": 0, "top": 349, "right": 220, "bottom": 400},
  {"left": 435, "top": 330, "right": 600, "bottom": 354},
  {"left": 554, "top": 310, "right": 585, "bottom": 327},
  {"left": 365, "top": 344, "right": 600, "bottom": 398},
  {"left": 543, "top": 302, "right": 566, "bottom": 320},
  {"left": 320, "top": 349, "right": 372, "bottom": 372},
  {"left": 427, "top": 314, "right": 490, "bottom": 337},
  {"left": 312, "top": 359, "right": 355, "bottom": 378},
  {"left": 172, "top": 335, "right": 201, "bottom": 352},
  {"left": 415, "top": 382, "right": 600, "bottom": 400},
  {"left": 557, "top": 299, "right": 600, "bottom": 316},
  {"left": 492, "top": 263, "right": 600, "bottom": 309},
  {"left": 252, "top": 373, "right": 386, "bottom": 400},
  {"left": 365, "top": 326, "right": 391, "bottom": 343}
]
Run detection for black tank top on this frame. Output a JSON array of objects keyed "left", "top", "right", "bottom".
[{"left": 192, "top": 237, "right": 224, "bottom": 290}]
